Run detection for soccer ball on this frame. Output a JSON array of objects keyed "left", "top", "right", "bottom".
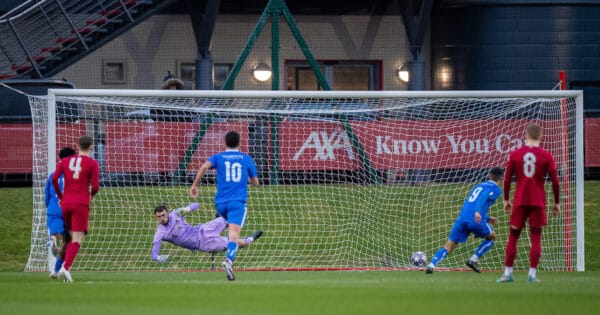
[{"left": 411, "top": 251, "right": 427, "bottom": 267}]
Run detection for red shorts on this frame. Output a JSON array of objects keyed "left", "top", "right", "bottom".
[
  {"left": 61, "top": 203, "right": 89, "bottom": 233},
  {"left": 510, "top": 205, "right": 547, "bottom": 229}
]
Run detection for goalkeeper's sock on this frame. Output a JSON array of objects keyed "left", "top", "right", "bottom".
[
  {"left": 430, "top": 248, "right": 448, "bottom": 266},
  {"left": 474, "top": 239, "right": 494, "bottom": 259},
  {"left": 54, "top": 258, "right": 64, "bottom": 273},
  {"left": 63, "top": 242, "right": 81, "bottom": 270},
  {"left": 225, "top": 242, "right": 239, "bottom": 263}
]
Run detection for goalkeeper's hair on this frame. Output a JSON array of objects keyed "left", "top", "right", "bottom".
[
  {"left": 154, "top": 204, "right": 168, "bottom": 214},
  {"left": 488, "top": 167, "right": 504, "bottom": 182}
]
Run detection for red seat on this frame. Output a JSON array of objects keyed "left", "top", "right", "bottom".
[
  {"left": 56, "top": 36, "right": 77, "bottom": 44},
  {"left": 76, "top": 27, "right": 92, "bottom": 35},
  {"left": 86, "top": 17, "right": 107, "bottom": 26},
  {"left": 41, "top": 45, "right": 62, "bottom": 53},
  {"left": 11, "top": 64, "right": 31, "bottom": 72}
]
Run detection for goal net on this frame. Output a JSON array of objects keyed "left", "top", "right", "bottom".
[{"left": 26, "top": 90, "right": 584, "bottom": 272}]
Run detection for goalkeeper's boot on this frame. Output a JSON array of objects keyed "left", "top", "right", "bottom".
[
  {"left": 527, "top": 275, "right": 541, "bottom": 283},
  {"left": 251, "top": 230, "right": 263, "bottom": 242},
  {"left": 496, "top": 275, "right": 514, "bottom": 283},
  {"left": 58, "top": 267, "right": 73, "bottom": 283},
  {"left": 466, "top": 260, "right": 481, "bottom": 273},
  {"left": 49, "top": 271, "right": 58, "bottom": 279},
  {"left": 222, "top": 259, "right": 235, "bottom": 281}
]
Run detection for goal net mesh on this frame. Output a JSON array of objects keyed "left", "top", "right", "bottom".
[{"left": 25, "top": 91, "right": 579, "bottom": 272}]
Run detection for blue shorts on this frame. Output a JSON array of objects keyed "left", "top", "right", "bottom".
[
  {"left": 448, "top": 219, "right": 493, "bottom": 243},
  {"left": 215, "top": 201, "right": 247, "bottom": 227},
  {"left": 47, "top": 213, "right": 65, "bottom": 236}
]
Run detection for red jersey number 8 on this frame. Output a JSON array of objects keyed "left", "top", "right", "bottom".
[
  {"left": 523, "top": 152, "right": 536, "bottom": 178},
  {"left": 69, "top": 157, "right": 82, "bottom": 179}
]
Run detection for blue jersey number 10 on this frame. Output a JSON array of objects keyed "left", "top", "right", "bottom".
[{"left": 224, "top": 161, "right": 242, "bottom": 183}]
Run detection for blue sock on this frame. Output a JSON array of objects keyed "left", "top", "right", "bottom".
[
  {"left": 226, "top": 242, "right": 238, "bottom": 263},
  {"left": 54, "top": 258, "right": 63, "bottom": 272},
  {"left": 430, "top": 248, "right": 448, "bottom": 266},
  {"left": 474, "top": 239, "right": 494, "bottom": 258}
]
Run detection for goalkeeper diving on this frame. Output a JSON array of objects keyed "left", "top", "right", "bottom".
[{"left": 151, "top": 203, "right": 263, "bottom": 262}]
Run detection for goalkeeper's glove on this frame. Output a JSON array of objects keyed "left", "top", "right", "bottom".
[
  {"left": 188, "top": 202, "right": 200, "bottom": 211},
  {"left": 155, "top": 255, "right": 168, "bottom": 262}
]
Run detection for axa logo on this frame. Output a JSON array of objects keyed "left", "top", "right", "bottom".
[{"left": 293, "top": 131, "right": 355, "bottom": 160}]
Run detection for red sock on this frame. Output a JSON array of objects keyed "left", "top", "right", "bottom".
[
  {"left": 504, "top": 228, "right": 521, "bottom": 267},
  {"left": 63, "top": 242, "right": 81, "bottom": 271},
  {"left": 529, "top": 227, "right": 542, "bottom": 268}
]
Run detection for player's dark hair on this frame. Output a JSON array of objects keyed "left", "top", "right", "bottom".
[
  {"left": 154, "top": 204, "right": 168, "bottom": 214},
  {"left": 225, "top": 131, "right": 240, "bottom": 148},
  {"left": 59, "top": 147, "right": 76, "bottom": 159},
  {"left": 78, "top": 135, "right": 93, "bottom": 151},
  {"left": 488, "top": 167, "right": 504, "bottom": 182}
]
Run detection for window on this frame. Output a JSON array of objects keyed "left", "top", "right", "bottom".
[
  {"left": 286, "top": 61, "right": 381, "bottom": 91},
  {"left": 102, "top": 60, "right": 127, "bottom": 84},
  {"left": 179, "top": 62, "right": 195, "bottom": 90},
  {"left": 178, "top": 62, "right": 233, "bottom": 90},
  {"left": 214, "top": 63, "right": 232, "bottom": 90}
]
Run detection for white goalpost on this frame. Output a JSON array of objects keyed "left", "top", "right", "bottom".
[{"left": 26, "top": 89, "right": 584, "bottom": 272}]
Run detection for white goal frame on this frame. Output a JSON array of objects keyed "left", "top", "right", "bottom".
[{"left": 37, "top": 89, "right": 584, "bottom": 272}]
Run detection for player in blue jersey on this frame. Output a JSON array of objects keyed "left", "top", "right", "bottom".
[
  {"left": 189, "top": 131, "right": 259, "bottom": 281},
  {"left": 45, "top": 147, "right": 76, "bottom": 279},
  {"left": 426, "top": 167, "right": 504, "bottom": 274}
]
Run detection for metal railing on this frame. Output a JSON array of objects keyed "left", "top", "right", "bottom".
[{"left": 0, "top": 0, "right": 156, "bottom": 79}]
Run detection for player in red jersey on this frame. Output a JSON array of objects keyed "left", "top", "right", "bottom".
[
  {"left": 497, "top": 123, "right": 560, "bottom": 283},
  {"left": 52, "top": 135, "right": 100, "bottom": 282}
]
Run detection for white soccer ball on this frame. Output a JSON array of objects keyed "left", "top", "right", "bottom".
[{"left": 411, "top": 251, "right": 427, "bottom": 267}]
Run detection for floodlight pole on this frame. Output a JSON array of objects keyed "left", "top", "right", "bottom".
[{"left": 221, "top": 0, "right": 330, "bottom": 91}]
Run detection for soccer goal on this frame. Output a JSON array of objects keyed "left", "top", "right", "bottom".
[{"left": 26, "top": 89, "right": 584, "bottom": 272}]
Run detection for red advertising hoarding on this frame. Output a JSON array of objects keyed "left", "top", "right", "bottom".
[
  {"left": 585, "top": 118, "right": 600, "bottom": 167},
  {"left": 280, "top": 119, "right": 564, "bottom": 170},
  {"left": 103, "top": 121, "right": 249, "bottom": 172},
  {"left": 0, "top": 123, "right": 86, "bottom": 174},
  {"left": 100, "top": 119, "right": 568, "bottom": 172}
]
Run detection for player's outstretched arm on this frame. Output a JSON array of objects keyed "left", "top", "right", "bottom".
[
  {"left": 190, "top": 161, "right": 212, "bottom": 198},
  {"left": 173, "top": 203, "right": 200, "bottom": 216}
]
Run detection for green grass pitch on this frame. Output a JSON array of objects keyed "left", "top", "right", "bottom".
[
  {"left": 1, "top": 270, "right": 599, "bottom": 315},
  {"left": 1, "top": 181, "right": 600, "bottom": 314}
]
